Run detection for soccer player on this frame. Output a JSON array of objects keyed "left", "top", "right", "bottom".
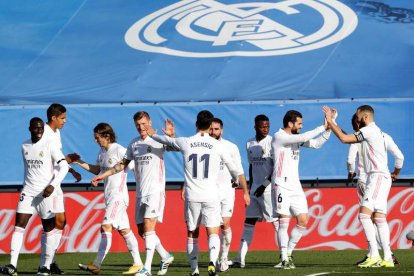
[
  {"left": 323, "top": 105, "right": 396, "bottom": 268},
  {"left": 0, "top": 117, "right": 69, "bottom": 276},
  {"left": 39, "top": 103, "right": 82, "bottom": 275},
  {"left": 232, "top": 114, "right": 279, "bottom": 269},
  {"left": 147, "top": 110, "right": 250, "bottom": 276},
  {"left": 208, "top": 118, "right": 246, "bottom": 272},
  {"left": 92, "top": 112, "right": 174, "bottom": 276},
  {"left": 272, "top": 110, "right": 331, "bottom": 269},
  {"left": 70, "top": 123, "right": 143, "bottom": 275},
  {"left": 347, "top": 114, "right": 404, "bottom": 266}
]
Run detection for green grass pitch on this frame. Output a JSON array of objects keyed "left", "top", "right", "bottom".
[{"left": 1, "top": 250, "right": 413, "bottom": 275}]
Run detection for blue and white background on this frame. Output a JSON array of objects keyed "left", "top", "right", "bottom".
[{"left": 1, "top": 0, "right": 413, "bottom": 184}]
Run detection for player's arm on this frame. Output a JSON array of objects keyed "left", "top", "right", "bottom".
[
  {"left": 347, "top": 144, "right": 358, "bottom": 182},
  {"left": 280, "top": 125, "right": 327, "bottom": 145},
  {"left": 44, "top": 146, "right": 70, "bottom": 197},
  {"left": 71, "top": 158, "right": 101, "bottom": 175},
  {"left": 323, "top": 106, "right": 358, "bottom": 144},
  {"left": 384, "top": 133, "right": 404, "bottom": 181},
  {"left": 92, "top": 158, "right": 131, "bottom": 186},
  {"left": 221, "top": 150, "right": 250, "bottom": 206}
]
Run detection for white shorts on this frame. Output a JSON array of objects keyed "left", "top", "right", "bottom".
[
  {"left": 361, "top": 173, "right": 391, "bottom": 214},
  {"left": 219, "top": 193, "right": 235, "bottom": 218},
  {"left": 103, "top": 200, "right": 131, "bottom": 230},
  {"left": 245, "top": 190, "right": 277, "bottom": 222},
  {"left": 16, "top": 192, "right": 55, "bottom": 220},
  {"left": 135, "top": 191, "right": 165, "bottom": 224},
  {"left": 51, "top": 188, "right": 65, "bottom": 213},
  {"left": 185, "top": 200, "right": 221, "bottom": 231},
  {"left": 275, "top": 185, "right": 308, "bottom": 217}
]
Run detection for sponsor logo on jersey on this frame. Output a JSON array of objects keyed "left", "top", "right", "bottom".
[
  {"left": 125, "top": 0, "right": 358, "bottom": 57},
  {"left": 147, "top": 146, "right": 152, "bottom": 153},
  {"left": 108, "top": 158, "right": 112, "bottom": 164},
  {"left": 39, "top": 151, "right": 44, "bottom": 157}
]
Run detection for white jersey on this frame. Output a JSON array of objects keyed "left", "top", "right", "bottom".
[
  {"left": 97, "top": 143, "right": 129, "bottom": 205},
  {"left": 126, "top": 136, "right": 166, "bottom": 198},
  {"left": 271, "top": 126, "right": 329, "bottom": 191},
  {"left": 152, "top": 133, "right": 242, "bottom": 202},
  {"left": 21, "top": 137, "right": 66, "bottom": 197},
  {"left": 217, "top": 138, "right": 244, "bottom": 195},
  {"left": 355, "top": 122, "right": 389, "bottom": 175},
  {"left": 348, "top": 130, "right": 404, "bottom": 182},
  {"left": 246, "top": 135, "right": 273, "bottom": 193},
  {"left": 42, "top": 124, "right": 64, "bottom": 195}
]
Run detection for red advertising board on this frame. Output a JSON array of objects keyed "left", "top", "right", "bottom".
[{"left": 0, "top": 187, "right": 413, "bottom": 254}]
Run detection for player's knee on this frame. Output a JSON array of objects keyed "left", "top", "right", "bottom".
[
  {"left": 101, "top": 224, "right": 113, "bottom": 233},
  {"left": 54, "top": 214, "right": 66, "bottom": 229},
  {"left": 118, "top": 228, "right": 130, "bottom": 236}
]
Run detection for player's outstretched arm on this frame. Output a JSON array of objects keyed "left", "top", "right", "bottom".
[
  {"left": 322, "top": 106, "right": 357, "bottom": 144},
  {"left": 72, "top": 158, "right": 101, "bottom": 175},
  {"left": 92, "top": 158, "right": 130, "bottom": 186}
]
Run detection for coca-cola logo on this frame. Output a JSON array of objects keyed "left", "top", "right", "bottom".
[{"left": 0, "top": 188, "right": 413, "bottom": 253}]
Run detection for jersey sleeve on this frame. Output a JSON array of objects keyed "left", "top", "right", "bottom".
[
  {"left": 230, "top": 143, "right": 244, "bottom": 175},
  {"left": 347, "top": 143, "right": 358, "bottom": 173},
  {"left": 152, "top": 134, "right": 184, "bottom": 151},
  {"left": 219, "top": 144, "right": 242, "bottom": 181},
  {"left": 49, "top": 143, "right": 69, "bottom": 188},
  {"left": 302, "top": 130, "right": 331, "bottom": 148},
  {"left": 384, "top": 133, "right": 404, "bottom": 169},
  {"left": 279, "top": 125, "right": 325, "bottom": 145}
]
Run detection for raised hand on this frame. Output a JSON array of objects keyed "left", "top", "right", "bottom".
[{"left": 162, "top": 119, "right": 175, "bottom": 137}]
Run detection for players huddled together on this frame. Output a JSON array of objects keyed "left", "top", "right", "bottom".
[{"left": 0, "top": 103, "right": 411, "bottom": 276}]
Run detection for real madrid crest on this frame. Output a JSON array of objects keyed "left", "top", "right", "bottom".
[{"left": 108, "top": 158, "right": 112, "bottom": 164}]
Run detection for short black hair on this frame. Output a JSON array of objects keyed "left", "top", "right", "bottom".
[
  {"left": 47, "top": 103, "right": 66, "bottom": 121},
  {"left": 254, "top": 114, "right": 269, "bottom": 125},
  {"left": 30, "top": 117, "right": 44, "bottom": 127},
  {"left": 351, "top": 113, "right": 358, "bottom": 132},
  {"left": 196, "top": 110, "right": 214, "bottom": 130},
  {"left": 211, "top": 117, "right": 223, "bottom": 128},
  {"left": 357, "top": 105, "right": 374, "bottom": 116},
  {"left": 94, "top": 123, "right": 117, "bottom": 143},
  {"left": 283, "top": 110, "right": 302, "bottom": 128}
]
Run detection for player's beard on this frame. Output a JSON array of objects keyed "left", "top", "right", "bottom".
[
  {"left": 358, "top": 119, "right": 366, "bottom": 128},
  {"left": 212, "top": 134, "right": 221, "bottom": 140}
]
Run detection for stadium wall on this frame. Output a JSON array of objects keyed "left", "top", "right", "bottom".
[{"left": 0, "top": 187, "right": 413, "bottom": 254}]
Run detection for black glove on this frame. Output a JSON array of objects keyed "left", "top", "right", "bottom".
[{"left": 254, "top": 185, "right": 266, "bottom": 197}]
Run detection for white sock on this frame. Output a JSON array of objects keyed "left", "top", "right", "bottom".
[
  {"left": 374, "top": 223, "right": 383, "bottom": 250},
  {"left": 272, "top": 220, "right": 280, "bottom": 248},
  {"left": 287, "top": 224, "right": 306, "bottom": 255},
  {"left": 187, "top": 238, "right": 199, "bottom": 274},
  {"left": 154, "top": 234, "right": 169, "bottom": 260},
  {"left": 123, "top": 231, "right": 143, "bottom": 266},
  {"left": 359, "top": 213, "right": 379, "bottom": 258},
  {"left": 44, "top": 229, "right": 61, "bottom": 269},
  {"left": 39, "top": 231, "right": 46, "bottom": 267},
  {"left": 10, "top": 226, "right": 25, "bottom": 268},
  {"left": 221, "top": 228, "right": 232, "bottom": 260},
  {"left": 278, "top": 218, "right": 290, "bottom": 261},
  {"left": 208, "top": 234, "right": 220, "bottom": 266},
  {"left": 93, "top": 232, "right": 112, "bottom": 267},
  {"left": 52, "top": 229, "right": 63, "bottom": 263},
  {"left": 239, "top": 223, "right": 254, "bottom": 262},
  {"left": 375, "top": 217, "right": 392, "bottom": 261},
  {"left": 143, "top": 231, "right": 157, "bottom": 272}
]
